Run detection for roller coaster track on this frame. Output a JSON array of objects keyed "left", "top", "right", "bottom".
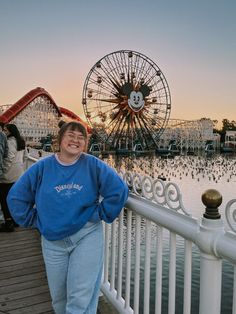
[{"left": 0, "top": 87, "right": 61, "bottom": 123}]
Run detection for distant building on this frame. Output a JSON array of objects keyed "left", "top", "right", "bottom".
[
  {"left": 158, "top": 118, "right": 219, "bottom": 152},
  {"left": 0, "top": 87, "right": 90, "bottom": 147},
  {"left": 225, "top": 130, "right": 236, "bottom": 148}
]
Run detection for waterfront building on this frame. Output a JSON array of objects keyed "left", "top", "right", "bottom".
[{"left": 225, "top": 130, "right": 236, "bottom": 148}]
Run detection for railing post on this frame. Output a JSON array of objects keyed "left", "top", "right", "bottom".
[{"left": 197, "top": 189, "right": 224, "bottom": 314}]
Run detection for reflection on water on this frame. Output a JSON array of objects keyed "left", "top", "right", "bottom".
[
  {"left": 105, "top": 153, "right": 236, "bottom": 219},
  {"left": 104, "top": 153, "right": 236, "bottom": 314}
]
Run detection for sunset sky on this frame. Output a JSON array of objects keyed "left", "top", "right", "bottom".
[{"left": 0, "top": 0, "right": 235, "bottom": 126}]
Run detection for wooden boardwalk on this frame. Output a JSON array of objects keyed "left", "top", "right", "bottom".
[
  {"left": 0, "top": 227, "right": 117, "bottom": 314},
  {"left": 0, "top": 228, "right": 53, "bottom": 314}
]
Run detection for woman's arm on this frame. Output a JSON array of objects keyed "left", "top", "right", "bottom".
[
  {"left": 96, "top": 161, "right": 129, "bottom": 223},
  {"left": 7, "top": 164, "right": 39, "bottom": 227},
  {"left": 3, "top": 137, "right": 17, "bottom": 173}
]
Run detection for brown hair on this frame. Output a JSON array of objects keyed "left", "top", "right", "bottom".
[{"left": 58, "top": 121, "right": 88, "bottom": 151}]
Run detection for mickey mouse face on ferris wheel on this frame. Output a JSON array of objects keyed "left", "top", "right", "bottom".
[
  {"left": 122, "top": 82, "right": 151, "bottom": 112},
  {"left": 128, "top": 91, "right": 145, "bottom": 112}
]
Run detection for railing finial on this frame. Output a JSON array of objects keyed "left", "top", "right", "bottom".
[{"left": 201, "top": 189, "right": 222, "bottom": 219}]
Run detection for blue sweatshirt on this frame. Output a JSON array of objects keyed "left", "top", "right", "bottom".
[{"left": 7, "top": 153, "right": 129, "bottom": 240}]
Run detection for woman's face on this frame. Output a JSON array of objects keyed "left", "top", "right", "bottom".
[
  {"left": 3, "top": 127, "right": 10, "bottom": 137},
  {"left": 60, "top": 129, "right": 86, "bottom": 158}
]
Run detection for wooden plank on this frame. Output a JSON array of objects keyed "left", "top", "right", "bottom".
[
  {"left": 0, "top": 285, "right": 49, "bottom": 302},
  {"left": 0, "top": 276, "right": 48, "bottom": 295},
  {"left": 0, "top": 271, "right": 46, "bottom": 287},
  {"left": 0, "top": 265, "right": 45, "bottom": 280},
  {"left": 0, "top": 248, "right": 42, "bottom": 262},
  {"left": 0, "top": 292, "right": 51, "bottom": 311},
  {"left": 7, "top": 300, "right": 54, "bottom": 314},
  {"left": 0, "top": 260, "right": 44, "bottom": 274}
]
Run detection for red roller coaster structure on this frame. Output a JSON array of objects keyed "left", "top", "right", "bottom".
[
  {"left": 0, "top": 87, "right": 91, "bottom": 147},
  {"left": 0, "top": 87, "right": 61, "bottom": 123},
  {"left": 0, "top": 87, "right": 90, "bottom": 131}
]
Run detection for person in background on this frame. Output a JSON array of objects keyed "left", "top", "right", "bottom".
[
  {"left": 0, "top": 122, "right": 8, "bottom": 178},
  {"left": 7, "top": 121, "right": 129, "bottom": 314},
  {"left": 0, "top": 124, "right": 26, "bottom": 232}
]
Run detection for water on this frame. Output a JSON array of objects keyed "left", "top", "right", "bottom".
[
  {"left": 105, "top": 153, "right": 236, "bottom": 220},
  {"left": 103, "top": 153, "right": 236, "bottom": 314}
]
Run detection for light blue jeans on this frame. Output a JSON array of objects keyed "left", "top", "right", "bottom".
[{"left": 41, "top": 221, "right": 104, "bottom": 314}]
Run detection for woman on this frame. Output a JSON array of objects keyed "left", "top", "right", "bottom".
[
  {"left": 7, "top": 121, "right": 129, "bottom": 314},
  {"left": 0, "top": 123, "right": 26, "bottom": 232}
]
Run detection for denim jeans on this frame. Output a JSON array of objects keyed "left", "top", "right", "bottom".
[{"left": 41, "top": 221, "right": 104, "bottom": 314}]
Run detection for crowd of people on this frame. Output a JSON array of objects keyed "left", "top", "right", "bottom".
[{"left": 0, "top": 120, "right": 128, "bottom": 314}]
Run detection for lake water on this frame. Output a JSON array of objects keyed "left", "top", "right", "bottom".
[
  {"left": 103, "top": 153, "right": 236, "bottom": 314},
  {"left": 104, "top": 153, "right": 236, "bottom": 220}
]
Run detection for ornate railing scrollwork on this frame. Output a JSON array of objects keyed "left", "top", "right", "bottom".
[
  {"left": 225, "top": 199, "right": 236, "bottom": 233},
  {"left": 152, "top": 178, "right": 166, "bottom": 205},
  {"left": 164, "top": 182, "right": 190, "bottom": 215},
  {"left": 120, "top": 171, "right": 190, "bottom": 215}
]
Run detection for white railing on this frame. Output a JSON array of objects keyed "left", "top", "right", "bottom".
[
  {"left": 101, "top": 172, "right": 236, "bottom": 314},
  {"left": 26, "top": 154, "right": 236, "bottom": 314}
]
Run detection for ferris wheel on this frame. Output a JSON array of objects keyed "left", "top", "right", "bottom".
[{"left": 82, "top": 50, "right": 171, "bottom": 151}]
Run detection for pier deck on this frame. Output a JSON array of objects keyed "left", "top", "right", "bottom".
[{"left": 0, "top": 227, "right": 117, "bottom": 314}]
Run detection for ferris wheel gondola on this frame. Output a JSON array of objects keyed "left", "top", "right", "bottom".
[{"left": 82, "top": 50, "right": 171, "bottom": 151}]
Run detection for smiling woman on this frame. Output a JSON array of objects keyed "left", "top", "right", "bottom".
[
  {"left": 57, "top": 122, "right": 88, "bottom": 163},
  {"left": 7, "top": 121, "right": 129, "bottom": 314}
]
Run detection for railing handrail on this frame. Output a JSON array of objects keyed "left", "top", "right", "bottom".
[{"left": 127, "top": 194, "right": 199, "bottom": 241}]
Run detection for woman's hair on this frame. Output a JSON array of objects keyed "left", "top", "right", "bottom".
[
  {"left": 5, "top": 124, "right": 26, "bottom": 151},
  {"left": 58, "top": 121, "right": 88, "bottom": 150}
]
